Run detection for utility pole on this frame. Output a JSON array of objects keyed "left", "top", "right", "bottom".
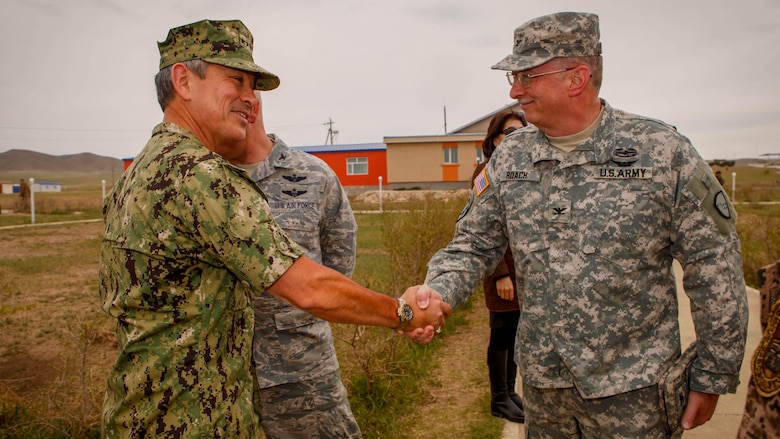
[
  {"left": 324, "top": 118, "right": 339, "bottom": 145},
  {"left": 443, "top": 105, "right": 448, "bottom": 133}
]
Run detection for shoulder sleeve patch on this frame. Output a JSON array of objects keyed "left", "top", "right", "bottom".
[
  {"left": 685, "top": 162, "right": 736, "bottom": 236},
  {"left": 474, "top": 168, "right": 490, "bottom": 196}
]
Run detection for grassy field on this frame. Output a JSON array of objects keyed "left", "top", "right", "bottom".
[
  {"left": 0, "top": 192, "right": 504, "bottom": 438},
  {"left": 0, "top": 163, "right": 777, "bottom": 438}
]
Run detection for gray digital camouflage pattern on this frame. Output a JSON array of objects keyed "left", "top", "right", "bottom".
[
  {"left": 425, "top": 100, "right": 748, "bottom": 399},
  {"left": 244, "top": 135, "right": 360, "bottom": 437},
  {"left": 492, "top": 12, "right": 602, "bottom": 72},
  {"left": 99, "top": 123, "right": 303, "bottom": 438},
  {"left": 524, "top": 385, "right": 669, "bottom": 438}
]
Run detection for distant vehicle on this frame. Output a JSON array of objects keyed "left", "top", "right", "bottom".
[{"left": 708, "top": 159, "right": 736, "bottom": 167}]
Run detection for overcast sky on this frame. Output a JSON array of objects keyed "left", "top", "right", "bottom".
[{"left": 1, "top": 0, "right": 778, "bottom": 161}]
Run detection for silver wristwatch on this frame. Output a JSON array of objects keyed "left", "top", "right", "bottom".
[{"left": 396, "top": 298, "right": 414, "bottom": 328}]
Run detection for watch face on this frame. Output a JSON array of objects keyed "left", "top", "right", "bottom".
[{"left": 401, "top": 304, "right": 414, "bottom": 322}]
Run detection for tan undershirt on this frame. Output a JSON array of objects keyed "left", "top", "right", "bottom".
[{"left": 547, "top": 105, "right": 605, "bottom": 154}]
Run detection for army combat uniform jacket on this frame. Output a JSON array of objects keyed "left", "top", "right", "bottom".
[
  {"left": 99, "top": 123, "right": 303, "bottom": 438},
  {"left": 426, "top": 101, "right": 748, "bottom": 399},
  {"left": 247, "top": 135, "right": 358, "bottom": 388}
]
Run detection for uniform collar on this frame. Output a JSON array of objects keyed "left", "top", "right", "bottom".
[
  {"left": 265, "top": 134, "right": 293, "bottom": 168},
  {"left": 527, "top": 99, "right": 614, "bottom": 166}
]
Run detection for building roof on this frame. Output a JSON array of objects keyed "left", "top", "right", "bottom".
[
  {"left": 383, "top": 132, "right": 484, "bottom": 144},
  {"left": 447, "top": 102, "right": 522, "bottom": 134},
  {"left": 293, "top": 143, "right": 386, "bottom": 153}
]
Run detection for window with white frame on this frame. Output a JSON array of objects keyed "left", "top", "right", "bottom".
[
  {"left": 347, "top": 157, "right": 368, "bottom": 175},
  {"left": 475, "top": 147, "right": 485, "bottom": 164},
  {"left": 443, "top": 147, "right": 458, "bottom": 164}
]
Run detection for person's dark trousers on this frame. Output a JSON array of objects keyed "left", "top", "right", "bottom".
[{"left": 488, "top": 348, "right": 525, "bottom": 423}]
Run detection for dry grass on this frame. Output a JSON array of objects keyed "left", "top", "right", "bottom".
[{"left": 0, "top": 221, "right": 115, "bottom": 437}]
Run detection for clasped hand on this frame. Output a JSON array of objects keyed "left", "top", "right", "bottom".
[{"left": 396, "top": 284, "right": 452, "bottom": 344}]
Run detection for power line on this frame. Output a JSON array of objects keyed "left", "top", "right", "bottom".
[{"left": 0, "top": 125, "right": 147, "bottom": 133}]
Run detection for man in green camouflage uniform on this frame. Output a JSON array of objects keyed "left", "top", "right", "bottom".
[
  {"left": 421, "top": 12, "right": 748, "bottom": 438},
  {"left": 100, "top": 19, "right": 450, "bottom": 439},
  {"left": 231, "top": 96, "right": 361, "bottom": 438}
]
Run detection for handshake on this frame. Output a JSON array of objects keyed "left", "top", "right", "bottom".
[{"left": 396, "top": 284, "right": 452, "bottom": 344}]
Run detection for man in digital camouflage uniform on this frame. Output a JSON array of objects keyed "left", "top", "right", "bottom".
[
  {"left": 420, "top": 12, "right": 748, "bottom": 438},
  {"left": 99, "top": 19, "right": 450, "bottom": 439},
  {"left": 231, "top": 94, "right": 361, "bottom": 438}
]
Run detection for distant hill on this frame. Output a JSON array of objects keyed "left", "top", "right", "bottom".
[{"left": 0, "top": 149, "right": 123, "bottom": 173}]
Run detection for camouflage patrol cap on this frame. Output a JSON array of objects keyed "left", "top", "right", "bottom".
[
  {"left": 492, "top": 12, "right": 601, "bottom": 72},
  {"left": 158, "top": 19, "right": 280, "bottom": 91}
]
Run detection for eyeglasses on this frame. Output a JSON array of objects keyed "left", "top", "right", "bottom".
[
  {"left": 502, "top": 127, "right": 518, "bottom": 135},
  {"left": 506, "top": 67, "right": 575, "bottom": 88}
]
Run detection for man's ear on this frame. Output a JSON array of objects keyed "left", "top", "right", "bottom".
[
  {"left": 568, "top": 66, "right": 590, "bottom": 97},
  {"left": 170, "top": 63, "right": 193, "bottom": 101}
]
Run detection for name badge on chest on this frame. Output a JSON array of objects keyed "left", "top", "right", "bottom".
[{"left": 502, "top": 170, "right": 541, "bottom": 182}]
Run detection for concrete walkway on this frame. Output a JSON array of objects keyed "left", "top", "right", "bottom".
[{"left": 502, "top": 262, "right": 760, "bottom": 438}]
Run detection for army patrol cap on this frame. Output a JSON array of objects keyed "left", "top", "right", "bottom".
[
  {"left": 492, "top": 12, "right": 602, "bottom": 72},
  {"left": 158, "top": 19, "right": 280, "bottom": 91}
]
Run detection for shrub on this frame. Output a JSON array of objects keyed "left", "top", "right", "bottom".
[
  {"left": 335, "top": 193, "right": 469, "bottom": 438},
  {"left": 737, "top": 208, "right": 780, "bottom": 288}
]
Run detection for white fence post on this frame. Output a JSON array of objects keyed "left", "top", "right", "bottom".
[
  {"left": 29, "top": 177, "right": 35, "bottom": 224},
  {"left": 378, "top": 176, "right": 383, "bottom": 213}
]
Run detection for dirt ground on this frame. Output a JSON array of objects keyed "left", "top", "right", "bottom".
[{"left": 413, "top": 297, "right": 495, "bottom": 437}]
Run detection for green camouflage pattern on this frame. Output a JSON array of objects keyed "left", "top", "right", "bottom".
[
  {"left": 99, "top": 123, "right": 303, "bottom": 438},
  {"left": 425, "top": 100, "right": 748, "bottom": 399},
  {"left": 241, "top": 136, "right": 360, "bottom": 437},
  {"left": 158, "top": 19, "right": 280, "bottom": 90},
  {"left": 492, "top": 12, "right": 602, "bottom": 72}
]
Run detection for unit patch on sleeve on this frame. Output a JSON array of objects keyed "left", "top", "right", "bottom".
[{"left": 714, "top": 191, "right": 731, "bottom": 219}]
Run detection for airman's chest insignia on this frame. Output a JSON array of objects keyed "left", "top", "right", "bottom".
[
  {"left": 283, "top": 174, "right": 306, "bottom": 183},
  {"left": 282, "top": 189, "right": 307, "bottom": 198}
]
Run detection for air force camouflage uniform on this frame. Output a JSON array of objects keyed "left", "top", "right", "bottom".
[
  {"left": 425, "top": 101, "right": 748, "bottom": 433},
  {"left": 244, "top": 136, "right": 361, "bottom": 438},
  {"left": 100, "top": 123, "right": 303, "bottom": 438}
]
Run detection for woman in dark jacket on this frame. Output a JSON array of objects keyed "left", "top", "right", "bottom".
[{"left": 472, "top": 109, "right": 527, "bottom": 424}]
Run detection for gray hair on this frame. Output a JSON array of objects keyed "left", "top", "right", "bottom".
[
  {"left": 552, "top": 56, "right": 603, "bottom": 92},
  {"left": 572, "top": 56, "right": 602, "bottom": 91},
  {"left": 154, "top": 59, "right": 209, "bottom": 111}
]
